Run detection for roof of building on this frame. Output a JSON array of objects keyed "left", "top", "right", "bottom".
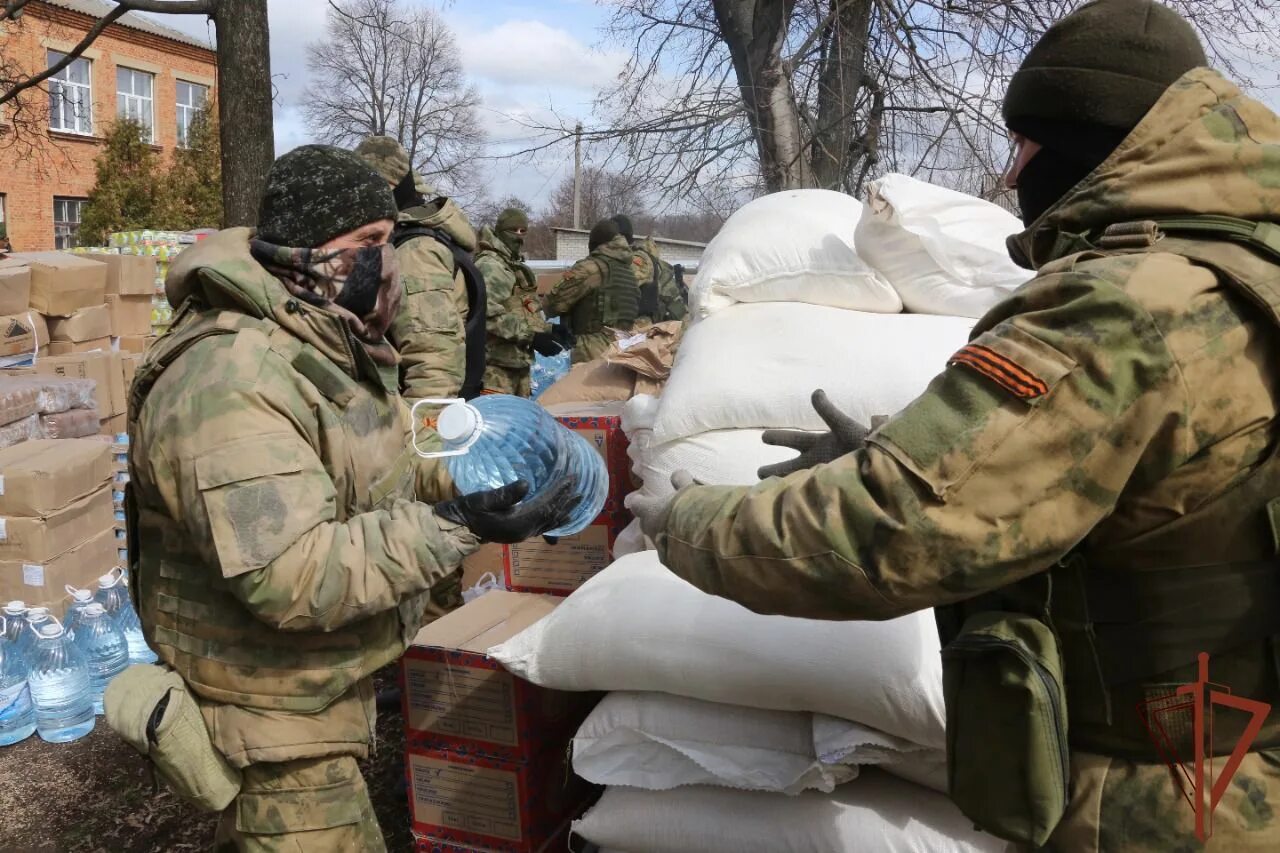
[
  {"left": 43, "top": 0, "right": 215, "bottom": 51},
  {"left": 550, "top": 226, "right": 708, "bottom": 249}
]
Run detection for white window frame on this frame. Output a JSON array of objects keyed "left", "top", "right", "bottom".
[
  {"left": 53, "top": 197, "right": 87, "bottom": 250},
  {"left": 175, "top": 80, "right": 209, "bottom": 149},
  {"left": 48, "top": 50, "right": 93, "bottom": 136},
  {"left": 117, "top": 67, "right": 155, "bottom": 142}
]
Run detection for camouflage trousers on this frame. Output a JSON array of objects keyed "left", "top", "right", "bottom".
[
  {"left": 483, "top": 363, "right": 532, "bottom": 397},
  {"left": 212, "top": 754, "right": 386, "bottom": 853},
  {"left": 1047, "top": 748, "right": 1280, "bottom": 852}
]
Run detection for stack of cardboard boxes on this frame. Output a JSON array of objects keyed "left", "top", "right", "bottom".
[
  {"left": 0, "top": 439, "right": 116, "bottom": 614},
  {"left": 401, "top": 402, "right": 636, "bottom": 851}
]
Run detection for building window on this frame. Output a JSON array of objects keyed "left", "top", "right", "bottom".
[
  {"left": 48, "top": 51, "right": 93, "bottom": 135},
  {"left": 117, "top": 67, "right": 155, "bottom": 141},
  {"left": 53, "top": 197, "right": 87, "bottom": 250},
  {"left": 176, "top": 80, "right": 209, "bottom": 148}
]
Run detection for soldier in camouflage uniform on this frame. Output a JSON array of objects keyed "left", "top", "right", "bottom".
[
  {"left": 355, "top": 136, "right": 475, "bottom": 405},
  {"left": 646, "top": 2, "right": 1280, "bottom": 850},
  {"left": 474, "top": 208, "right": 558, "bottom": 396},
  {"left": 127, "top": 145, "right": 579, "bottom": 852},
  {"left": 545, "top": 218, "right": 641, "bottom": 363},
  {"left": 611, "top": 214, "right": 687, "bottom": 327}
]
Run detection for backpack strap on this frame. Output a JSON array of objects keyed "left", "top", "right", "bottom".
[{"left": 393, "top": 225, "right": 488, "bottom": 399}]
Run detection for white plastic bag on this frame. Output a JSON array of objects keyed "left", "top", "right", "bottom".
[
  {"left": 572, "top": 772, "right": 1014, "bottom": 853},
  {"left": 573, "top": 692, "right": 854, "bottom": 795},
  {"left": 490, "top": 551, "right": 945, "bottom": 748},
  {"left": 691, "top": 189, "right": 901, "bottom": 319},
  {"left": 857, "top": 173, "right": 1032, "bottom": 318},
  {"left": 651, "top": 302, "right": 972, "bottom": 443}
]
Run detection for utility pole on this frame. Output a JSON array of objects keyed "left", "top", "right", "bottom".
[{"left": 572, "top": 122, "right": 583, "bottom": 231}]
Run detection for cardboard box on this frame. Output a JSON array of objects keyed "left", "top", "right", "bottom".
[
  {"left": 96, "top": 254, "right": 156, "bottom": 296},
  {"left": 402, "top": 591, "right": 600, "bottom": 763},
  {"left": 48, "top": 304, "right": 113, "bottom": 343},
  {"left": 460, "top": 542, "right": 505, "bottom": 592},
  {"left": 0, "top": 312, "right": 43, "bottom": 360},
  {"left": 120, "top": 353, "right": 142, "bottom": 389},
  {"left": 504, "top": 511, "right": 629, "bottom": 596},
  {"left": 0, "top": 485, "right": 113, "bottom": 562},
  {"left": 415, "top": 819, "right": 578, "bottom": 853},
  {"left": 544, "top": 403, "right": 632, "bottom": 513},
  {"left": 0, "top": 259, "right": 32, "bottom": 316},
  {"left": 0, "top": 438, "right": 112, "bottom": 516},
  {"left": 12, "top": 252, "right": 106, "bottom": 316},
  {"left": 100, "top": 413, "right": 127, "bottom": 437},
  {"left": 49, "top": 337, "right": 112, "bottom": 356},
  {"left": 116, "top": 335, "right": 156, "bottom": 355},
  {"left": 38, "top": 352, "right": 125, "bottom": 417},
  {"left": 407, "top": 744, "right": 595, "bottom": 853},
  {"left": 0, "top": 527, "right": 117, "bottom": 614},
  {"left": 106, "top": 294, "right": 152, "bottom": 337}
]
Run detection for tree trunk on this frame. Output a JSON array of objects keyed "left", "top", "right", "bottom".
[
  {"left": 712, "top": 0, "right": 810, "bottom": 193},
  {"left": 810, "top": 0, "right": 873, "bottom": 190},
  {"left": 212, "top": 0, "right": 274, "bottom": 226}
]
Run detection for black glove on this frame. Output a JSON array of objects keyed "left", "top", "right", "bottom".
[
  {"left": 435, "top": 478, "right": 581, "bottom": 544},
  {"left": 757, "top": 390, "right": 871, "bottom": 479},
  {"left": 530, "top": 331, "right": 563, "bottom": 357},
  {"left": 551, "top": 323, "right": 575, "bottom": 350}
]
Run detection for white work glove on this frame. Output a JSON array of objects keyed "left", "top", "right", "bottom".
[{"left": 631, "top": 471, "right": 700, "bottom": 542}]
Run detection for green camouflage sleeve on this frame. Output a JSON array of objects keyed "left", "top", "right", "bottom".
[
  {"left": 658, "top": 262, "right": 687, "bottom": 321},
  {"left": 476, "top": 254, "right": 534, "bottom": 345},
  {"left": 657, "top": 263, "right": 1188, "bottom": 620},
  {"left": 545, "top": 258, "right": 602, "bottom": 317},
  {"left": 390, "top": 237, "right": 465, "bottom": 401},
  {"left": 177, "top": 377, "right": 478, "bottom": 632}
]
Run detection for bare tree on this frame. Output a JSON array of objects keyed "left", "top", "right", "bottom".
[
  {"left": 545, "top": 167, "right": 646, "bottom": 230},
  {"left": 304, "top": 0, "right": 485, "bottom": 204},
  {"left": 529, "top": 0, "right": 1279, "bottom": 209},
  {"left": 1, "top": 0, "right": 274, "bottom": 226}
]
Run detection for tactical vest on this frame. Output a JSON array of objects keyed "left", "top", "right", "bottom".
[
  {"left": 939, "top": 217, "right": 1280, "bottom": 846},
  {"left": 637, "top": 249, "right": 661, "bottom": 321},
  {"left": 126, "top": 302, "right": 422, "bottom": 713},
  {"left": 570, "top": 251, "right": 640, "bottom": 336}
]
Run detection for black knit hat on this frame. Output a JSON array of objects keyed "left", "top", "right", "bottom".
[
  {"left": 589, "top": 219, "right": 620, "bottom": 251},
  {"left": 1003, "top": 0, "right": 1206, "bottom": 136},
  {"left": 611, "top": 214, "right": 635, "bottom": 242},
  {"left": 257, "top": 145, "right": 399, "bottom": 248}
]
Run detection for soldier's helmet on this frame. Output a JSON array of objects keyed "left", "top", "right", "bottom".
[{"left": 355, "top": 136, "right": 412, "bottom": 186}]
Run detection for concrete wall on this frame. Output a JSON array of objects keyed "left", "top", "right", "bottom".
[
  {"left": 552, "top": 228, "right": 706, "bottom": 266},
  {"left": 0, "top": 3, "right": 217, "bottom": 251}
]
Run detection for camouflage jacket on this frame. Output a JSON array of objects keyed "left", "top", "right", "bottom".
[
  {"left": 129, "top": 228, "right": 479, "bottom": 767},
  {"left": 632, "top": 237, "right": 688, "bottom": 324},
  {"left": 475, "top": 226, "right": 547, "bottom": 370},
  {"left": 391, "top": 197, "right": 476, "bottom": 402},
  {"left": 545, "top": 235, "right": 638, "bottom": 363},
  {"left": 656, "top": 69, "right": 1280, "bottom": 850}
]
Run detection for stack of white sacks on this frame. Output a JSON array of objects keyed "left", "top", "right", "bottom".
[{"left": 491, "top": 175, "right": 1033, "bottom": 853}]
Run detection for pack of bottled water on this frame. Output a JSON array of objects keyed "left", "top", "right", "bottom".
[{"left": 531, "top": 350, "right": 571, "bottom": 400}]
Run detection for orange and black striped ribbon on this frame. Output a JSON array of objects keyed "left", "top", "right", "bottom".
[{"left": 949, "top": 344, "right": 1049, "bottom": 400}]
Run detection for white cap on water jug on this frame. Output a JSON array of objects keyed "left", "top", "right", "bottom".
[
  {"left": 83, "top": 604, "right": 106, "bottom": 617},
  {"left": 39, "top": 623, "right": 63, "bottom": 639},
  {"left": 437, "top": 402, "right": 481, "bottom": 444},
  {"left": 4, "top": 601, "right": 25, "bottom": 614},
  {"left": 67, "top": 586, "right": 93, "bottom": 603},
  {"left": 99, "top": 570, "right": 123, "bottom": 589}
]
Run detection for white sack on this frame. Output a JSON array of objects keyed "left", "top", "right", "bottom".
[
  {"left": 857, "top": 173, "right": 1032, "bottom": 318},
  {"left": 652, "top": 302, "right": 973, "bottom": 443},
  {"left": 813, "top": 714, "right": 948, "bottom": 794},
  {"left": 612, "top": 517, "right": 650, "bottom": 558},
  {"left": 572, "top": 692, "right": 854, "bottom": 795},
  {"left": 690, "top": 189, "right": 902, "bottom": 319},
  {"left": 572, "top": 772, "right": 1014, "bottom": 853},
  {"left": 490, "top": 551, "right": 945, "bottom": 748}
]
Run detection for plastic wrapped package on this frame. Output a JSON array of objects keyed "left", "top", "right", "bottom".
[
  {"left": 40, "top": 407, "right": 100, "bottom": 439},
  {"left": 8, "top": 377, "right": 98, "bottom": 414},
  {"left": 0, "top": 379, "right": 40, "bottom": 426},
  {"left": 0, "top": 413, "right": 39, "bottom": 450}
]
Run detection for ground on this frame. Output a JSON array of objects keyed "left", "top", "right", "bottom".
[{"left": 0, "top": 667, "right": 415, "bottom": 852}]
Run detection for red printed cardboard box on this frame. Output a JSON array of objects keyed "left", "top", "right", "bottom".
[
  {"left": 543, "top": 402, "right": 631, "bottom": 514},
  {"left": 502, "top": 510, "right": 629, "bottom": 597},
  {"left": 406, "top": 744, "right": 596, "bottom": 853},
  {"left": 401, "top": 590, "right": 601, "bottom": 763}
]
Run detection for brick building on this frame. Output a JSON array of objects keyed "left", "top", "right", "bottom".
[{"left": 0, "top": 0, "right": 216, "bottom": 251}]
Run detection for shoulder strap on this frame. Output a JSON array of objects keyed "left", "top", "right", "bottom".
[{"left": 392, "top": 225, "right": 488, "bottom": 400}]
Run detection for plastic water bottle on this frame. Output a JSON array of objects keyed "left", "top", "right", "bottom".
[
  {"left": 17, "top": 608, "right": 53, "bottom": 660},
  {"left": 71, "top": 604, "right": 128, "bottom": 715},
  {"left": 412, "top": 395, "right": 608, "bottom": 536},
  {"left": 63, "top": 586, "right": 97, "bottom": 639},
  {"left": 1, "top": 602, "right": 27, "bottom": 646},
  {"left": 93, "top": 571, "right": 157, "bottom": 665},
  {"left": 0, "top": 619, "right": 36, "bottom": 746},
  {"left": 27, "top": 621, "right": 95, "bottom": 743}
]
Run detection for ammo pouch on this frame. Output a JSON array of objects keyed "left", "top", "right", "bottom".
[
  {"left": 105, "top": 664, "right": 242, "bottom": 812},
  {"left": 942, "top": 611, "right": 1069, "bottom": 847}
]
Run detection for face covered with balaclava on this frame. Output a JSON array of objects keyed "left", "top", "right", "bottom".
[{"left": 496, "top": 208, "right": 529, "bottom": 257}]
